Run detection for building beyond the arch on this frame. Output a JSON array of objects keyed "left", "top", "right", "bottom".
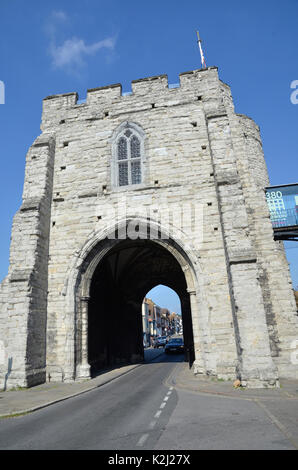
[{"left": 1, "top": 66, "right": 298, "bottom": 389}]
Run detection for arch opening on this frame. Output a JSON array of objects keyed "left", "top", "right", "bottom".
[
  {"left": 142, "top": 285, "right": 190, "bottom": 357},
  {"left": 77, "top": 238, "right": 196, "bottom": 377},
  {"left": 142, "top": 285, "right": 183, "bottom": 348}
]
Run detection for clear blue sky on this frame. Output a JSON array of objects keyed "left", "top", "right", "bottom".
[
  {"left": 0, "top": 0, "right": 297, "bottom": 303},
  {"left": 146, "top": 286, "right": 182, "bottom": 316}
]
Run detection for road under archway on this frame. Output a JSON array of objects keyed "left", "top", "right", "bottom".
[{"left": 87, "top": 239, "right": 195, "bottom": 374}]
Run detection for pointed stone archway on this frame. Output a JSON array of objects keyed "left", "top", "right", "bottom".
[{"left": 65, "top": 218, "right": 208, "bottom": 381}]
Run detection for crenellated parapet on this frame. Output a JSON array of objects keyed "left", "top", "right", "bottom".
[{"left": 41, "top": 67, "right": 226, "bottom": 130}]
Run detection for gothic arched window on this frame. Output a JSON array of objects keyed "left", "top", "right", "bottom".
[{"left": 113, "top": 123, "right": 145, "bottom": 187}]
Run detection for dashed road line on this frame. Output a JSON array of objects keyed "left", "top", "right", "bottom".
[
  {"left": 137, "top": 433, "right": 149, "bottom": 447},
  {"left": 140, "top": 388, "right": 174, "bottom": 447},
  {"left": 149, "top": 420, "right": 157, "bottom": 429}
]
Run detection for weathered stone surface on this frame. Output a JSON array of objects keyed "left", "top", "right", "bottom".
[{"left": 0, "top": 66, "right": 297, "bottom": 389}]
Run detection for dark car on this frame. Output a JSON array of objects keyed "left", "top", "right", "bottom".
[
  {"left": 154, "top": 336, "right": 167, "bottom": 348},
  {"left": 165, "top": 337, "right": 184, "bottom": 354}
]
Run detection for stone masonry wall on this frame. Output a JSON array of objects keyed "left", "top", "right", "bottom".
[
  {"left": 44, "top": 68, "right": 239, "bottom": 382},
  {"left": 229, "top": 113, "right": 298, "bottom": 379},
  {"left": 1, "top": 66, "right": 297, "bottom": 388},
  {"left": 0, "top": 134, "right": 55, "bottom": 388}
]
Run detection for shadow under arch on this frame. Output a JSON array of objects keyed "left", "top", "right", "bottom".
[{"left": 66, "top": 218, "right": 206, "bottom": 380}]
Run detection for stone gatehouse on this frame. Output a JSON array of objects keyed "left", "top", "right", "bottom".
[{"left": 0, "top": 66, "right": 298, "bottom": 389}]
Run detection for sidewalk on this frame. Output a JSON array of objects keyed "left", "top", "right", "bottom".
[
  {"left": 0, "top": 348, "right": 163, "bottom": 418},
  {"left": 168, "top": 362, "right": 298, "bottom": 400}
]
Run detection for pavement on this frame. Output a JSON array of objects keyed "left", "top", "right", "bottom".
[
  {"left": 1, "top": 348, "right": 298, "bottom": 449},
  {"left": 168, "top": 362, "right": 298, "bottom": 400}
]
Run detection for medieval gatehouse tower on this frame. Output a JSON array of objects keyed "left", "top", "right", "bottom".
[{"left": 0, "top": 66, "right": 298, "bottom": 389}]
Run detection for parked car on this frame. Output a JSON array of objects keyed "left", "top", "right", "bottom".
[
  {"left": 165, "top": 336, "right": 184, "bottom": 354},
  {"left": 154, "top": 336, "right": 168, "bottom": 348}
]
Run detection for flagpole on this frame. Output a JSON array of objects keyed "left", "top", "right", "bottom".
[{"left": 196, "top": 31, "right": 207, "bottom": 69}]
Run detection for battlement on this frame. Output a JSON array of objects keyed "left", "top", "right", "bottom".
[{"left": 42, "top": 66, "right": 220, "bottom": 115}]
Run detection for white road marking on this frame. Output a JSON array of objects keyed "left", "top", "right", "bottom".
[
  {"left": 169, "top": 387, "right": 173, "bottom": 390},
  {"left": 149, "top": 420, "right": 157, "bottom": 429},
  {"left": 150, "top": 391, "right": 172, "bottom": 433},
  {"left": 137, "top": 433, "right": 149, "bottom": 447}
]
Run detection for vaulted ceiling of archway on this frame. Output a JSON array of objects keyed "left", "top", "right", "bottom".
[{"left": 92, "top": 240, "right": 187, "bottom": 304}]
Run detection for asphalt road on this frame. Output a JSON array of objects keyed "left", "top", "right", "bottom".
[
  {"left": 0, "top": 353, "right": 181, "bottom": 450},
  {"left": 0, "top": 352, "right": 295, "bottom": 450}
]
